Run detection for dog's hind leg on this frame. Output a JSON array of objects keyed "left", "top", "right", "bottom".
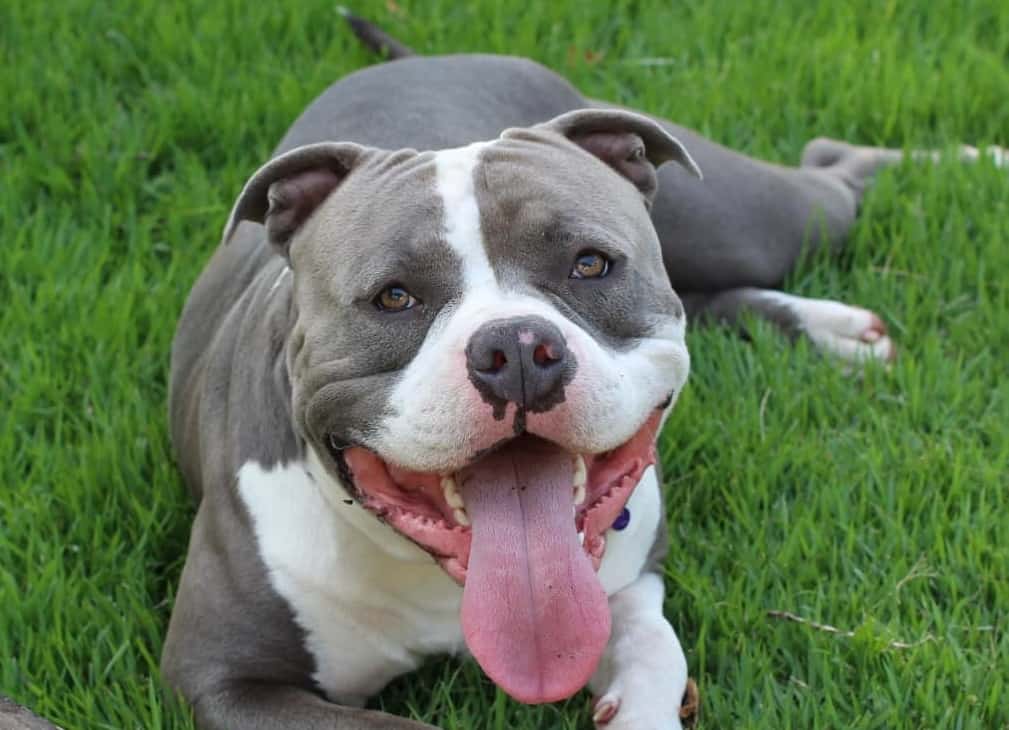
[
  {"left": 636, "top": 116, "right": 1007, "bottom": 361},
  {"left": 682, "top": 287, "right": 897, "bottom": 365},
  {"left": 611, "top": 115, "right": 860, "bottom": 294},
  {"left": 646, "top": 124, "right": 1008, "bottom": 297},
  {"left": 800, "top": 137, "right": 1009, "bottom": 203},
  {"left": 668, "top": 138, "right": 1004, "bottom": 362}
]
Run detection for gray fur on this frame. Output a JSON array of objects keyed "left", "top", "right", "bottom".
[
  {"left": 222, "top": 142, "right": 367, "bottom": 253},
  {"left": 0, "top": 696, "right": 62, "bottom": 730},
  {"left": 274, "top": 55, "right": 586, "bottom": 154},
  {"left": 599, "top": 100, "right": 861, "bottom": 293},
  {"left": 278, "top": 150, "right": 458, "bottom": 453},
  {"left": 682, "top": 287, "right": 803, "bottom": 339},
  {"left": 270, "top": 53, "right": 865, "bottom": 298},
  {"left": 169, "top": 233, "right": 301, "bottom": 500},
  {"left": 475, "top": 124, "right": 686, "bottom": 348}
]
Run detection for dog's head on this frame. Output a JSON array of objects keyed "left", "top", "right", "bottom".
[{"left": 225, "top": 109, "right": 700, "bottom": 704}]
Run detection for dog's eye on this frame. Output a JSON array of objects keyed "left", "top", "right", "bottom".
[
  {"left": 570, "top": 250, "right": 610, "bottom": 279},
  {"left": 374, "top": 285, "right": 419, "bottom": 312}
]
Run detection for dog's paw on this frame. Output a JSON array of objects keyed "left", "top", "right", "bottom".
[
  {"left": 592, "top": 694, "right": 621, "bottom": 726},
  {"left": 592, "top": 692, "right": 677, "bottom": 730},
  {"left": 792, "top": 297, "right": 897, "bottom": 365},
  {"left": 590, "top": 677, "right": 698, "bottom": 730}
]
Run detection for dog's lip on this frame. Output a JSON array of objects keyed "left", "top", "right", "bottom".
[
  {"left": 325, "top": 389, "right": 673, "bottom": 475},
  {"left": 323, "top": 400, "right": 666, "bottom": 582}
]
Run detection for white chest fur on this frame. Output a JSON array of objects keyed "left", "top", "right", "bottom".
[{"left": 237, "top": 448, "right": 661, "bottom": 705}]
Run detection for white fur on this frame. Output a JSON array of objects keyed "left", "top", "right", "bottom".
[
  {"left": 237, "top": 449, "right": 464, "bottom": 706},
  {"left": 434, "top": 141, "right": 497, "bottom": 290},
  {"left": 985, "top": 145, "right": 1009, "bottom": 168},
  {"left": 755, "top": 290, "right": 895, "bottom": 363},
  {"left": 904, "top": 144, "right": 1009, "bottom": 169},
  {"left": 238, "top": 448, "right": 667, "bottom": 705},
  {"left": 589, "top": 572, "right": 689, "bottom": 730},
  {"left": 597, "top": 466, "right": 661, "bottom": 595},
  {"left": 957, "top": 144, "right": 1009, "bottom": 168}
]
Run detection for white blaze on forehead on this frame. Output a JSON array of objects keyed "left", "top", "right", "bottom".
[{"left": 433, "top": 141, "right": 497, "bottom": 290}]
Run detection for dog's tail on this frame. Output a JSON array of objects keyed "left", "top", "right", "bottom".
[{"left": 338, "top": 8, "right": 416, "bottom": 60}]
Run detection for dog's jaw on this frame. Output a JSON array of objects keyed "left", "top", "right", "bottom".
[
  {"left": 323, "top": 407, "right": 663, "bottom": 704},
  {"left": 329, "top": 408, "right": 662, "bottom": 584}
]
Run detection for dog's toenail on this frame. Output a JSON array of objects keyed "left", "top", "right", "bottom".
[{"left": 592, "top": 697, "right": 619, "bottom": 724}]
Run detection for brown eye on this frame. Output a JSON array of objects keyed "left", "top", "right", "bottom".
[
  {"left": 374, "top": 285, "right": 418, "bottom": 312},
  {"left": 570, "top": 250, "right": 610, "bottom": 279}
]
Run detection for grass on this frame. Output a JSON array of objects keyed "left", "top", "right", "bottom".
[{"left": 2, "top": 0, "right": 1008, "bottom": 728}]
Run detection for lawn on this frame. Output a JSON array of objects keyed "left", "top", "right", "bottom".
[{"left": 2, "top": 1, "right": 1008, "bottom": 728}]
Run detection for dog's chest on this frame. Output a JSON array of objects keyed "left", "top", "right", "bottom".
[
  {"left": 237, "top": 457, "right": 464, "bottom": 704},
  {"left": 237, "top": 455, "right": 661, "bottom": 705}
]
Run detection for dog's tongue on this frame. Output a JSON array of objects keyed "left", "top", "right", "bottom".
[{"left": 459, "top": 437, "right": 611, "bottom": 704}]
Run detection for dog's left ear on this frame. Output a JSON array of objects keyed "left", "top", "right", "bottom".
[{"left": 534, "top": 109, "right": 702, "bottom": 206}]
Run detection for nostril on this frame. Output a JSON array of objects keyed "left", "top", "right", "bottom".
[
  {"left": 477, "top": 350, "right": 508, "bottom": 374},
  {"left": 532, "top": 343, "right": 559, "bottom": 366}
]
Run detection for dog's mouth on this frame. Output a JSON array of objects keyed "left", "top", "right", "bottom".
[{"left": 325, "top": 406, "right": 663, "bottom": 705}]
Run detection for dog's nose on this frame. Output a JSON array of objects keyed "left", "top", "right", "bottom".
[{"left": 466, "top": 316, "right": 570, "bottom": 411}]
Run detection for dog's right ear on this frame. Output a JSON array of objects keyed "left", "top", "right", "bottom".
[
  {"left": 221, "top": 142, "right": 367, "bottom": 256},
  {"left": 529, "top": 109, "right": 701, "bottom": 208}
]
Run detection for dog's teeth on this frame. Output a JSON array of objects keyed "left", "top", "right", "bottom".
[
  {"left": 453, "top": 507, "right": 470, "bottom": 527},
  {"left": 578, "top": 531, "right": 585, "bottom": 546},
  {"left": 573, "top": 454, "right": 587, "bottom": 488},
  {"left": 572, "top": 454, "right": 587, "bottom": 505},
  {"left": 442, "top": 476, "right": 465, "bottom": 509}
]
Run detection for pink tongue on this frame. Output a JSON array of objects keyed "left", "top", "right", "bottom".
[{"left": 459, "top": 437, "right": 611, "bottom": 704}]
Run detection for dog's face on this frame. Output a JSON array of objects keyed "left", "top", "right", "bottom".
[{"left": 224, "top": 110, "right": 699, "bottom": 704}]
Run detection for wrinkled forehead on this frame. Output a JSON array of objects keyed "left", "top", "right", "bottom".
[
  {"left": 291, "top": 150, "right": 448, "bottom": 275},
  {"left": 475, "top": 131, "right": 657, "bottom": 250},
  {"left": 292, "top": 132, "right": 659, "bottom": 289}
]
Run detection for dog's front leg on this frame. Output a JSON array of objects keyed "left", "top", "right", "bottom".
[
  {"left": 188, "top": 681, "right": 437, "bottom": 730},
  {"left": 588, "top": 572, "right": 694, "bottom": 729}
]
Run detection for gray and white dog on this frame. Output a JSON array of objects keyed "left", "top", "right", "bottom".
[{"left": 162, "top": 16, "right": 1005, "bottom": 730}]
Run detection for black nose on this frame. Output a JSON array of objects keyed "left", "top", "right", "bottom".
[{"left": 466, "top": 316, "right": 572, "bottom": 412}]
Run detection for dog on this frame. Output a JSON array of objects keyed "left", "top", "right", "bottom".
[{"left": 162, "top": 14, "right": 1006, "bottom": 730}]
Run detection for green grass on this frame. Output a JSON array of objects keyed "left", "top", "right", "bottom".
[{"left": 3, "top": 0, "right": 1008, "bottom": 728}]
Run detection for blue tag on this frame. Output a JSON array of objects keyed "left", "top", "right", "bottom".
[{"left": 612, "top": 507, "right": 631, "bottom": 531}]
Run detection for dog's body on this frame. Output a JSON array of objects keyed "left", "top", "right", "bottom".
[{"left": 163, "top": 27, "right": 1005, "bottom": 730}]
